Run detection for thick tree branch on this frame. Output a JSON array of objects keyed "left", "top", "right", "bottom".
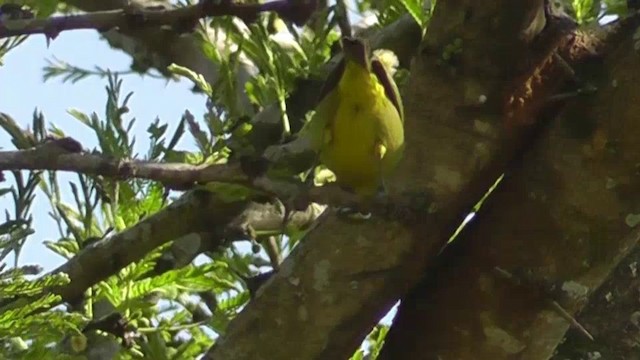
[
  {"left": 0, "top": 136, "right": 245, "bottom": 186},
  {"left": 380, "top": 11, "right": 640, "bottom": 360},
  {"left": 49, "top": 191, "right": 325, "bottom": 304},
  {"left": 553, "top": 234, "right": 640, "bottom": 359},
  {"left": 0, "top": 0, "right": 317, "bottom": 39}
]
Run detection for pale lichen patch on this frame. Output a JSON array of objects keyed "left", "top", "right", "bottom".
[
  {"left": 298, "top": 305, "right": 308, "bottom": 321},
  {"left": 313, "top": 259, "right": 331, "bottom": 292},
  {"left": 630, "top": 261, "right": 638, "bottom": 277},
  {"left": 605, "top": 177, "right": 617, "bottom": 189},
  {"left": 561, "top": 281, "right": 589, "bottom": 300},
  {"left": 471, "top": 142, "right": 491, "bottom": 171},
  {"left": 480, "top": 310, "right": 525, "bottom": 354},
  {"left": 433, "top": 166, "right": 463, "bottom": 192},
  {"left": 625, "top": 213, "right": 640, "bottom": 228},
  {"left": 587, "top": 351, "right": 602, "bottom": 360},
  {"left": 483, "top": 326, "right": 525, "bottom": 354},
  {"left": 629, "top": 311, "right": 640, "bottom": 327},
  {"left": 605, "top": 291, "right": 613, "bottom": 302},
  {"left": 428, "top": 202, "right": 439, "bottom": 214},
  {"left": 473, "top": 119, "right": 492, "bottom": 135},
  {"left": 477, "top": 273, "right": 494, "bottom": 293}
]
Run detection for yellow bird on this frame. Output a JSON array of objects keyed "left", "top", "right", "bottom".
[{"left": 302, "top": 37, "right": 405, "bottom": 201}]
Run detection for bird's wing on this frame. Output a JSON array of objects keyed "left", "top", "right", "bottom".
[
  {"left": 297, "top": 58, "right": 346, "bottom": 151},
  {"left": 371, "top": 57, "right": 405, "bottom": 167},
  {"left": 371, "top": 58, "right": 404, "bottom": 122}
]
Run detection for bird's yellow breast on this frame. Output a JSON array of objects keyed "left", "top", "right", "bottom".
[{"left": 319, "top": 61, "right": 403, "bottom": 196}]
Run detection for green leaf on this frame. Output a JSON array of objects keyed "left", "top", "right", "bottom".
[
  {"left": 167, "top": 64, "right": 213, "bottom": 97},
  {"left": 0, "top": 272, "right": 70, "bottom": 299},
  {"left": 66, "top": 108, "right": 92, "bottom": 127},
  {"left": 124, "top": 262, "right": 230, "bottom": 301},
  {"left": 23, "top": 0, "right": 60, "bottom": 18},
  {"left": 44, "top": 238, "right": 79, "bottom": 259},
  {"left": 572, "top": 0, "right": 600, "bottom": 23},
  {"left": 401, "top": 0, "right": 426, "bottom": 27},
  {"left": 350, "top": 349, "right": 365, "bottom": 360},
  {"left": 142, "top": 331, "right": 170, "bottom": 360},
  {"left": 166, "top": 116, "right": 186, "bottom": 153}
]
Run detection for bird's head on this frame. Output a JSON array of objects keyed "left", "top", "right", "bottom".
[{"left": 341, "top": 37, "right": 370, "bottom": 70}]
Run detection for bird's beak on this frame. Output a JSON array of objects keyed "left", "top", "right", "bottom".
[{"left": 341, "top": 37, "right": 369, "bottom": 69}]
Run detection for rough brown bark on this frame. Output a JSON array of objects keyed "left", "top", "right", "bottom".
[
  {"left": 31, "top": 1, "right": 639, "bottom": 359},
  {"left": 552, "top": 243, "right": 640, "bottom": 360},
  {"left": 380, "top": 15, "right": 640, "bottom": 360}
]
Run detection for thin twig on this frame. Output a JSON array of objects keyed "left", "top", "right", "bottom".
[
  {"left": 493, "top": 267, "right": 594, "bottom": 341},
  {"left": 263, "top": 235, "right": 282, "bottom": 270},
  {"left": 0, "top": 130, "right": 360, "bottom": 209},
  {"left": 333, "top": 0, "right": 352, "bottom": 37},
  {"left": 549, "top": 300, "right": 594, "bottom": 341},
  {"left": 0, "top": 137, "right": 246, "bottom": 187},
  {"left": 0, "top": 0, "right": 318, "bottom": 40}
]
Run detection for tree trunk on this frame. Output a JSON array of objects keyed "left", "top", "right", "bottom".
[{"left": 380, "top": 12, "right": 640, "bottom": 360}]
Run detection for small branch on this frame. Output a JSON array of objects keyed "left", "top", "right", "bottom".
[
  {"left": 548, "top": 300, "right": 594, "bottom": 341},
  {"left": 0, "top": 0, "right": 318, "bottom": 40},
  {"left": 0, "top": 133, "right": 365, "bottom": 212},
  {"left": 493, "top": 267, "right": 595, "bottom": 341},
  {"left": 334, "top": 0, "right": 352, "bottom": 37},
  {"left": 0, "top": 135, "right": 422, "bottom": 228},
  {"left": 263, "top": 235, "right": 282, "bottom": 270},
  {"left": 0, "top": 136, "right": 246, "bottom": 187}
]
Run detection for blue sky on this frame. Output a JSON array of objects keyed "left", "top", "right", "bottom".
[{"left": 1, "top": 30, "right": 208, "bottom": 271}]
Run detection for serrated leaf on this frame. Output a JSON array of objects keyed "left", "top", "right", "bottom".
[
  {"left": 117, "top": 262, "right": 232, "bottom": 311},
  {"left": 167, "top": 64, "right": 213, "bottom": 97},
  {"left": 66, "top": 108, "right": 92, "bottom": 127},
  {"left": 401, "top": 0, "right": 426, "bottom": 27},
  {"left": 44, "top": 238, "right": 79, "bottom": 259}
]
